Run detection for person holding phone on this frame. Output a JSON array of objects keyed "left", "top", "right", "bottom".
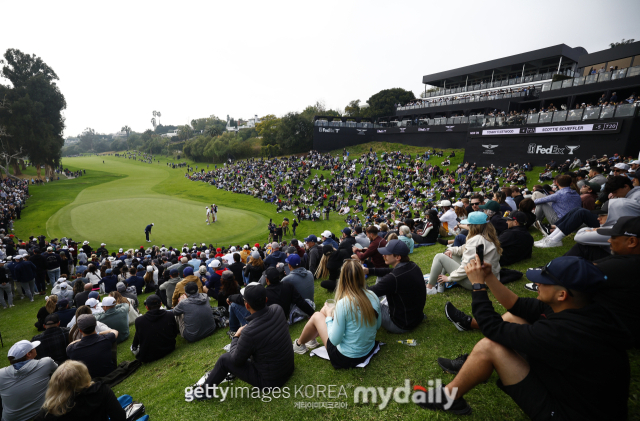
[{"left": 426, "top": 212, "right": 502, "bottom": 294}]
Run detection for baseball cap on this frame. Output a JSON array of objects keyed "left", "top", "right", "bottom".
[
  {"left": 13, "top": 255, "right": 21, "bottom": 260},
  {"left": 264, "top": 267, "right": 280, "bottom": 282},
  {"left": 614, "top": 163, "right": 630, "bottom": 170},
  {"left": 243, "top": 244, "right": 250, "bottom": 249},
  {"left": 119, "top": 248, "right": 123, "bottom": 253},
  {"left": 221, "top": 270, "right": 234, "bottom": 280},
  {"left": 503, "top": 211, "right": 526, "bottom": 225},
  {"left": 88, "top": 291, "right": 100, "bottom": 299},
  {"left": 461, "top": 211, "right": 489, "bottom": 225},
  {"left": 341, "top": 227, "right": 352, "bottom": 236},
  {"left": 208, "top": 260, "right": 221, "bottom": 268},
  {"left": 479, "top": 200, "right": 500, "bottom": 213},
  {"left": 101, "top": 243, "right": 106, "bottom": 246},
  {"left": 44, "top": 313, "right": 60, "bottom": 326},
  {"left": 525, "top": 256, "right": 606, "bottom": 292},
  {"left": 101, "top": 297, "right": 116, "bottom": 307},
  {"left": 304, "top": 234, "right": 318, "bottom": 243},
  {"left": 146, "top": 265, "right": 154, "bottom": 272},
  {"left": 597, "top": 216, "right": 640, "bottom": 238},
  {"left": 57, "top": 299, "right": 69, "bottom": 308},
  {"left": 47, "top": 246, "right": 53, "bottom": 252},
  {"left": 169, "top": 268, "right": 179, "bottom": 275},
  {"left": 106, "top": 268, "right": 112, "bottom": 274},
  {"left": 60, "top": 282, "right": 68, "bottom": 289},
  {"left": 271, "top": 242, "right": 279, "bottom": 249},
  {"left": 144, "top": 295, "right": 162, "bottom": 307},
  {"left": 183, "top": 266, "right": 194, "bottom": 277},
  {"left": 116, "top": 282, "right": 126, "bottom": 292},
  {"left": 321, "top": 230, "right": 332, "bottom": 238},
  {"left": 378, "top": 239, "right": 410, "bottom": 256},
  {"left": 241, "top": 282, "right": 266, "bottom": 309},
  {"left": 438, "top": 200, "right": 452, "bottom": 207},
  {"left": 184, "top": 282, "right": 199, "bottom": 295},
  {"left": 77, "top": 314, "right": 97, "bottom": 332},
  {"left": 8, "top": 340, "right": 41, "bottom": 360},
  {"left": 85, "top": 298, "right": 99, "bottom": 307},
  {"left": 285, "top": 253, "right": 301, "bottom": 267}
]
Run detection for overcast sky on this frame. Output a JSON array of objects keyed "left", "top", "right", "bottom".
[{"left": 1, "top": 0, "right": 638, "bottom": 137}]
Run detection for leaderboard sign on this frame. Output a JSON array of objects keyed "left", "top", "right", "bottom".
[{"left": 469, "top": 122, "right": 620, "bottom": 137}]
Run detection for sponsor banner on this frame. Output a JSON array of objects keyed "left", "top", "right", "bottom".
[
  {"left": 527, "top": 144, "right": 581, "bottom": 155},
  {"left": 481, "top": 144, "right": 499, "bottom": 155},
  {"left": 318, "top": 127, "right": 341, "bottom": 134},
  {"left": 470, "top": 121, "right": 621, "bottom": 137}
]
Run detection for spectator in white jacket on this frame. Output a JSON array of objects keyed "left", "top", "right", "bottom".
[{"left": 426, "top": 212, "right": 502, "bottom": 294}]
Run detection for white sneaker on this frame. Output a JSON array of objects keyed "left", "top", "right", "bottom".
[
  {"left": 534, "top": 221, "right": 548, "bottom": 237},
  {"left": 293, "top": 339, "right": 308, "bottom": 354},
  {"left": 305, "top": 339, "right": 320, "bottom": 350},
  {"left": 524, "top": 282, "right": 538, "bottom": 292},
  {"left": 534, "top": 237, "right": 562, "bottom": 248},
  {"left": 426, "top": 287, "right": 439, "bottom": 295}
]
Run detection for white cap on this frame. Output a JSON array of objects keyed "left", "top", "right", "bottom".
[
  {"left": 202, "top": 243, "right": 206, "bottom": 246},
  {"left": 119, "top": 248, "right": 123, "bottom": 253},
  {"left": 85, "top": 298, "right": 99, "bottom": 307},
  {"left": 69, "top": 248, "right": 75, "bottom": 251},
  {"left": 614, "top": 163, "right": 630, "bottom": 170},
  {"left": 453, "top": 202, "right": 464, "bottom": 208},
  {"left": 230, "top": 247, "right": 236, "bottom": 252},
  {"left": 321, "top": 230, "right": 332, "bottom": 238},
  {"left": 146, "top": 265, "right": 154, "bottom": 272},
  {"left": 151, "top": 223, "right": 154, "bottom": 226},
  {"left": 13, "top": 255, "right": 21, "bottom": 260},
  {"left": 101, "top": 297, "right": 116, "bottom": 306},
  {"left": 83, "top": 241, "right": 89, "bottom": 245},
  {"left": 631, "top": 160, "right": 640, "bottom": 165},
  {"left": 439, "top": 200, "right": 452, "bottom": 207},
  {"left": 57, "top": 277, "right": 66, "bottom": 283},
  {"left": 8, "top": 340, "right": 40, "bottom": 360},
  {"left": 101, "top": 243, "right": 106, "bottom": 246},
  {"left": 60, "top": 282, "right": 69, "bottom": 289},
  {"left": 208, "top": 260, "right": 221, "bottom": 268},
  {"left": 47, "top": 247, "right": 53, "bottom": 252},
  {"left": 243, "top": 244, "right": 249, "bottom": 249}
]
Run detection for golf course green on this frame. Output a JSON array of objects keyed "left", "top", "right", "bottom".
[{"left": 29, "top": 156, "right": 269, "bottom": 249}]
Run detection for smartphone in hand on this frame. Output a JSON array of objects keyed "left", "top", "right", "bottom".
[{"left": 476, "top": 244, "right": 485, "bottom": 266}]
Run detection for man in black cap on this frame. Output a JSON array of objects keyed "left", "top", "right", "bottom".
[
  {"left": 131, "top": 295, "right": 179, "bottom": 362},
  {"left": 227, "top": 267, "right": 314, "bottom": 332},
  {"left": 31, "top": 314, "right": 70, "bottom": 364},
  {"left": 304, "top": 235, "right": 323, "bottom": 278},
  {"left": 189, "top": 282, "right": 294, "bottom": 400},
  {"left": 497, "top": 211, "right": 533, "bottom": 267},
  {"left": 365, "top": 239, "right": 426, "bottom": 333},
  {"left": 338, "top": 227, "right": 356, "bottom": 257},
  {"left": 426, "top": 256, "right": 630, "bottom": 419},
  {"left": 66, "top": 314, "right": 119, "bottom": 378},
  {"left": 593, "top": 216, "right": 640, "bottom": 347}
]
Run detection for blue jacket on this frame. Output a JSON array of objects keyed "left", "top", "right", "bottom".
[
  {"left": 126, "top": 275, "right": 146, "bottom": 295},
  {"left": 145, "top": 224, "right": 153, "bottom": 233},
  {"left": 102, "top": 275, "right": 119, "bottom": 293},
  {"left": 14, "top": 260, "right": 38, "bottom": 283},
  {"left": 263, "top": 250, "right": 286, "bottom": 268}
]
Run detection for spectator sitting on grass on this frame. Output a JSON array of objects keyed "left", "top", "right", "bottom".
[
  {"left": 31, "top": 314, "right": 69, "bottom": 365},
  {"left": 131, "top": 295, "right": 179, "bottom": 363},
  {"left": 172, "top": 282, "right": 216, "bottom": 343},
  {"left": 365, "top": 240, "right": 426, "bottom": 333},
  {"left": 188, "top": 282, "right": 294, "bottom": 401},
  {"left": 94, "top": 296, "right": 129, "bottom": 343},
  {"left": 0, "top": 339, "right": 58, "bottom": 421},
  {"left": 66, "top": 314, "right": 119, "bottom": 379},
  {"left": 292, "top": 260, "right": 381, "bottom": 369},
  {"left": 428, "top": 256, "right": 630, "bottom": 419}
]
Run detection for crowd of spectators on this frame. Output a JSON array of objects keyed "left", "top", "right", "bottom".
[{"left": 0, "top": 148, "right": 639, "bottom": 419}]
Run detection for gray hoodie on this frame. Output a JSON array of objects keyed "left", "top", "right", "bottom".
[
  {"left": 0, "top": 357, "right": 57, "bottom": 421},
  {"left": 171, "top": 292, "right": 216, "bottom": 342},
  {"left": 282, "top": 267, "right": 314, "bottom": 301}
]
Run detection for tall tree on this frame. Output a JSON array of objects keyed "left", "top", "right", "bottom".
[
  {"left": 367, "top": 88, "right": 415, "bottom": 119},
  {"left": 121, "top": 125, "right": 131, "bottom": 149},
  {"left": 0, "top": 49, "right": 66, "bottom": 178}
]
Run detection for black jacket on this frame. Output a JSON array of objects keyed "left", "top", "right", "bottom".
[
  {"left": 228, "top": 305, "right": 294, "bottom": 387},
  {"left": 74, "top": 290, "right": 90, "bottom": 308},
  {"left": 132, "top": 308, "right": 179, "bottom": 363},
  {"left": 244, "top": 263, "right": 264, "bottom": 284},
  {"left": 230, "top": 281, "right": 314, "bottom": 319},
  {"left": 489, "top": 214, "right": 508, "bottom": 236},
  {"left": 498, "top": 226, "right": 533, "bottom": 267},
  {"left": 368, "top": 262, "right": 426, "bottom": 330},
  {"left": 472, "top": 291, "right": 630, "bottom": 420},
  {"left": 34, "top": 382, "right": 125, "bottom": 421},
  {"left": 307, "top": 244, "right": 323, "bottom": 278},
  {"left": 228, "top": 262, "right": 245, "bottom": 284}
]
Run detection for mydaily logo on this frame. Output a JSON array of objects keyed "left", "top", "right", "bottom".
[{"left": 354, "top": 379, "right": 457, "bottom": 410}]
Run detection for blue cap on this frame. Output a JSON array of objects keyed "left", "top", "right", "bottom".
[
  {"left": 526, "top": 256, "right": 607, "bottom": 292},
  {"left": 137, "top": 264, "right": 144, "bottom": 269},
  {"left": 106, "top": 268, "right": 112, "bottom": 274},
  {"left": 285, "top": 253, "right": 301, "bottom": 267},
  {"left": 378, "top": 239, "right": 410, "bottom": 256},
  {"left": 460, "top": 211, "right": 488, "bottom": 225},
  {"left": 342, "top": 227, "right": 352, "bottom": 236},
  {"left": 170, "top": 268, "right": 179, "bottom": 275},
  {"left": 88, "top": 291, "right": 99, "bottom": 299},
  {"left": 304, "top": 234, "right": 318, "bottom": 243},
  {"left": 183, "top": 266, "right": 194, "bottom": 277}
]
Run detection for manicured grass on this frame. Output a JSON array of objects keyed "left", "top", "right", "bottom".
[{"left": 4, "top": 145, "right": 639, "bottom": 420}]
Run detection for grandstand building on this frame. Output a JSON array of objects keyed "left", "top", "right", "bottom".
[{"left": 314, "top": 42, "right": 640, "bottom": 165}]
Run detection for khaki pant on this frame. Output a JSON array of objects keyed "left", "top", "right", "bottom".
[{"left": 428, "top": 253, "right": 472, "bottom": 290}]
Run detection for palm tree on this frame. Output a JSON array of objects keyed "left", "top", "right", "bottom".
[
  {"left": 206, "top": 126, "right": 219, "bottom": 137},
  {"left": 121, "top": 125, "right": 131, "bottom": 149}
]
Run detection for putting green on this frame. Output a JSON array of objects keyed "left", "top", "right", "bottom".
[{"left": 45, "top": 156, "right": 267, "bottom": 249}]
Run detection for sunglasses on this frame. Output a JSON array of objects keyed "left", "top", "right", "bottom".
[
  {"left": 471, "top": 202, "right": 480, "bottom": 206},
  {"left": 541, "top": 267, "right": 573, "bottom": 296}
]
